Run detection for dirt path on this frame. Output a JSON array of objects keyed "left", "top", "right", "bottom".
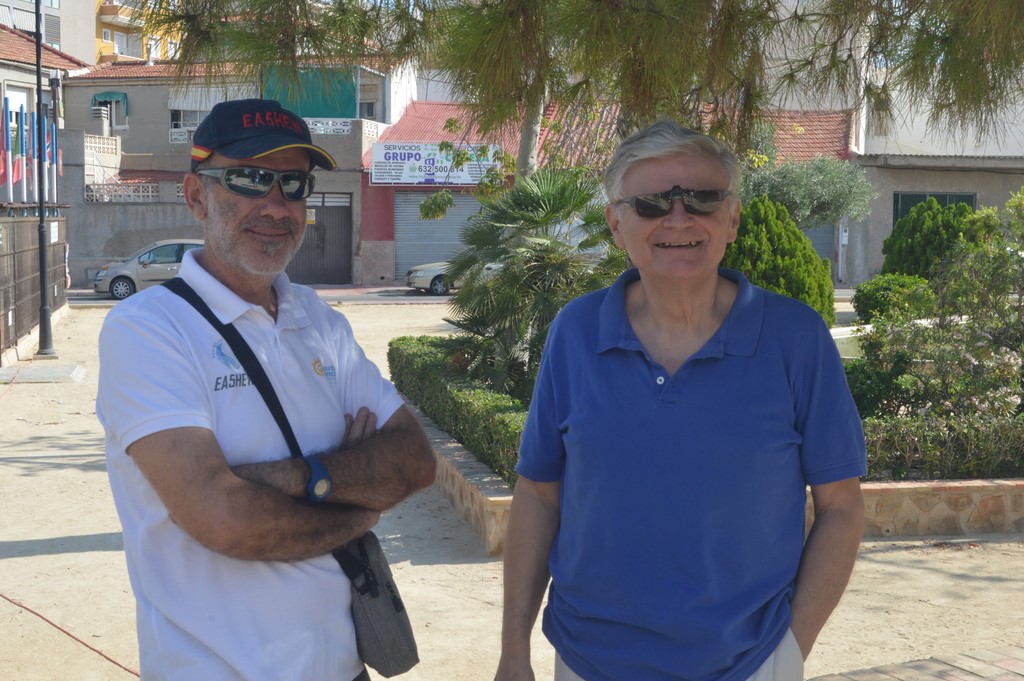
[{"left": 0, "top": 304, "right": 1021, "bottom": 680}]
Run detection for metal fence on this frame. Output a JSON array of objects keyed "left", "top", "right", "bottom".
[{"left": 0, "top": 215, "right": 68, "bottom": 364}]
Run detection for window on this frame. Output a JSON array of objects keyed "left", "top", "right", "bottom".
[
  {"left": 359, "top": 101, "right": 376, "bottom": 120},
  {"left": 170, "top": 109, "right": 207, "bottom": 129},
  {"left": 113, "top": 31, "right": 127, "bottom": 54},
  {"left": 126, "top": 33, "right": 143, "bottom": 58},
  {"left": 102, "top": 29, "right": 111, "bottom": 42},
  {"left": 167, "top": 40, "right": 179, "bottom": 58},
  {"left": 95, "top": 96, "right": 129, "bottom": 129},
  {"left": 144, "top": 244, "right": 183, "bottom": 265},
  {"left": 147, "top": 36, "right": 161, "bottom": 60},
  {"left": 892, "top": 192, "right": 977, "bottom": 226},
  {"left": 45, "top": 0, "right": 60, "bottom": 7}
]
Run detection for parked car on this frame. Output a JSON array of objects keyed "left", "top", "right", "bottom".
[
  {"left": 94, "top": 239, "right": 203, "bottom": 300},
  {"left": 406, "top": 261, "right": 501, "bottom": 295}
]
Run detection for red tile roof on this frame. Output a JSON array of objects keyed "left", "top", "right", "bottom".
[
  {"left": 0, "top": 23, "right": 88, "bottom": 70},
  {"left": 766, "top": 110, "right": 853, "bottom": 161},
  {"left": 537, "top": 100, "right": 620, "bottom": 170},
  {"left": 67, "top": 60, "right": 243, "bottom": 80}
]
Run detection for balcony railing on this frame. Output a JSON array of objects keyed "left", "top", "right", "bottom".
[{"left": 99, "top": 1, "right": 143, "bottom": 28}]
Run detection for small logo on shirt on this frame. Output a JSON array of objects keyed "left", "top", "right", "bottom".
[
  {"left": 212, "top": 340, "right": 249, "bottom": 391},
  {"left": 312, "top": 357, "right": 337, "bottom": 384},
  {"left": 213, "top": 341, "right": 241, "bottom": 370}
]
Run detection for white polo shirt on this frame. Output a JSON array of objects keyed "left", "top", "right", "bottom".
[{"left": 97, "top": 249, "right": 404, "bottom": 681}]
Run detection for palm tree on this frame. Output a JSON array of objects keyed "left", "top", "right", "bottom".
[{"left": 442, "top": 169, "right": 626, "bottom": 397}]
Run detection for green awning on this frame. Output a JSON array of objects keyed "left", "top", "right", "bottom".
[{"left": 91, "top": 91, "right": 128, "bottom": 115}]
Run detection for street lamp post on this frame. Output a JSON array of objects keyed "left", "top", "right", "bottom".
[{"left": 34, "top": 0, "right": 55, "bottom": 356}]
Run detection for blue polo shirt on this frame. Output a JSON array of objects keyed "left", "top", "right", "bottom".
[{"left": 517, "top": 268, "right": 866, "bottom": 681}]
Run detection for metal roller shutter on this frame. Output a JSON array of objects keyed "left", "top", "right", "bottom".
[
  {"left": 394, "top": 191, "right": 482, "bottom": 279},
  {"left": 805, "top": 224, "right": 836, "bottom": 276}
]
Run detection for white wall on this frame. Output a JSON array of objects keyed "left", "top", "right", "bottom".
[
  {"left": 386, "top": 61, "right": 419, "bottom": 124},
  {"left": 415, "top": 68, "right": 458, "bottom": 103},
  {"left": 864, "top": 103, "right": 1024, "bottom": 157}
]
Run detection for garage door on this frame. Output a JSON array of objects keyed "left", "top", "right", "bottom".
[
  {"left": 805, "top": 224, "right": 836, "bottom": 279},
  {"left": 394, "top": 191, "right": 482, "bottom": 279},
  {"left": 286, "top": 193, "right": 353, "bottom": 284}
]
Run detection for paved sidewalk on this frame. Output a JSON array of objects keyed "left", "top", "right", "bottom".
[
  {"left": 2, "top": 302, "right": 1022, "bottom": 680},
  {"left": 811, "top": 644, "right": 1024, "bottom": 679}
]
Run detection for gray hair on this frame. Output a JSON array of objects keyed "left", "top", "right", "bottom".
[{"left": 603, "top": 119, "right": 741, "bottom": 202}]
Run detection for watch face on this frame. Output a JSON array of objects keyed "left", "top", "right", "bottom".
[{"left": 313, "top": 478, "right": 331, "bottom": 498}]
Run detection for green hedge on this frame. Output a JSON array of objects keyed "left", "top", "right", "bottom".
[
  {"left": 391, "top": 336, "right": 1024, "bottom": 485},
  {"left": 863, "top": 416, "right": 1024, "bottom": 481},
  {"left": 389, "top": 335, "right": 526, "bottom": 485}
]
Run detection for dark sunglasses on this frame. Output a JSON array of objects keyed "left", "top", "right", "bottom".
[
  {"left": 617, "top": 185, "right": 731, "bottom": 218},
  {"left": 195, "top": 167, "right": 315, "bottom": 201}
]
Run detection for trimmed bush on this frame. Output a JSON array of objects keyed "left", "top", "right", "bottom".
[
  {"left": 863, "top": 415, "right": 1024, "bottom": 481},
  {"left": 851, "top": 273, "right": 935, "bottom": 323},
  {"left": 881, "top": 197, "right": 994, "bottom": 278},
  {"left": 723, "top": 196, "right": 836, "bottom": 326},
  {"left": 388, "top": 335, "right": 526, "bottom": 485}
]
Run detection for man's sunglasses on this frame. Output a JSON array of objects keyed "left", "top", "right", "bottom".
[
  {"left": 617, "top": 185, "right": 731, "bottom": 218},
  {"left": 195, "top": 167, "right": 315, "bottom": 201}
]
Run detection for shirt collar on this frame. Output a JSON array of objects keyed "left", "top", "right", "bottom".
[
  {"left": 178, "top": 248, "right": 306, "bottom": 329},
  {"left": 596, "top": 267, "right": 763, "bottom": 358}
]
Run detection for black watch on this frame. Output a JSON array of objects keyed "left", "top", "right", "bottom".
[{"left": 303, "top": 454, "right": 333, "bottom": 503}]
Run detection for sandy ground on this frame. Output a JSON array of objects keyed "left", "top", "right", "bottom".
[{"left": 0, "top": 302, "right": 1022, "bottom": 681}]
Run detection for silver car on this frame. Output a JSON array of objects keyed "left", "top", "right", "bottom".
[
  {"left": 406, "top": 261, "right": 458, "bottom": 295},
  {"left": 94, "top": 239, "right": 203, "bottom": 300},
  {"left": 406, "top": 261, "right": 502, "bottom": 295}
]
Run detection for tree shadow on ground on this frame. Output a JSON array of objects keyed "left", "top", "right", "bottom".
[
  {"left": 0, "top": 532, "right": 124, "bottom": 559},
  {"left": 0, "top": 450, "right": 106, "bottom": 475}
]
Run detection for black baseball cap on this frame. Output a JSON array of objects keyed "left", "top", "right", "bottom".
[{"left": 190, "top": 98, "right": 336, "bottom": 171}]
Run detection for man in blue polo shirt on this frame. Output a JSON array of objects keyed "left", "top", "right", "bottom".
[{"left": 494, "top": 120, "right": 866, "bottom": 681}]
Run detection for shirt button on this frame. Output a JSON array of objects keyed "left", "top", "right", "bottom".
[{"left": 656, "top": 376, "right": 665, "bottom": 385}]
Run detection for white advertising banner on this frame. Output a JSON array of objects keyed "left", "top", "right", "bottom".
[{"left": 370, "top": 142, "right": 499, "bottom": 185}]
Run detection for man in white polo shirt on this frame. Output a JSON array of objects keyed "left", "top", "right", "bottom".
[{"left": 96, "top": 98, "right": 436, "bottom": 681}]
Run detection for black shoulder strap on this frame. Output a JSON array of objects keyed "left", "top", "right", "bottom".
[
  {"left": 333, "top": 536, "right": 375, "bottom": 591},
  {"left": 161, "top": 277, "right": 303, "bottom": 459}
]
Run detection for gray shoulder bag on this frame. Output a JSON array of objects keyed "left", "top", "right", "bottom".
[{"left": 162, "top": 278, "right": 420, "bottom": 678}]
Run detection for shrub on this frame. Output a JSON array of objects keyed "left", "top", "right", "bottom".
[
  {"left": 444, "top": 169, "right": 626, "bottom": 396},
  {"left": 723, "top": 195, "right": 836, "bottom": 326},
  {"left": 863, "top": 415, "right": 1024, "bottom": 480},
  {"left": 740, "top": 155, "right": 875, "bottom": 228},
  {"left": 851, "top": 273, "right": 935, "bottom": 323},
  {"left": 852, "top": 207, "right": 1024, "bottom": 422},
  {"left": 881, "top": 197, "right": 996, "bottom": 278},
  {"left": 388, "top": 335, "right": 527, "bottom": 485}
]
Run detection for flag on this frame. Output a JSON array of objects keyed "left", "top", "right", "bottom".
[
  {"left": 16, "top": 105, "right": 26, "bottom": 202},
  {"left": 49, "top": 120, "right": 58, "bottom": 202},
  {"left": 0, "top": 97, "right": 9, "bottom": 192},
  {"left": 12, "top": 106, "right": 24, "bottom": 185},
  {"left": 29, "top": 111, "right": 38, "bottom": 202}
]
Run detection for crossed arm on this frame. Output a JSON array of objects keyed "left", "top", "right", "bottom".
[{"left": 127, "top": 405, "right": 435, "bottom": 562}]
